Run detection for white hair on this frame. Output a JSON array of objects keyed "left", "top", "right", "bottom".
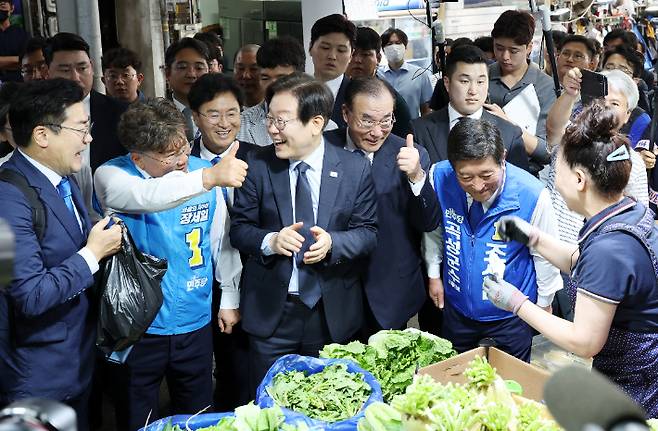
[{"left": 600, "top": 69, "right": 639, "bottom": 111}]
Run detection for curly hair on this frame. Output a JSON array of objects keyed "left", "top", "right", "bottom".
[{"left": 117, "top": 98, "right": 186, "bottom": 153}]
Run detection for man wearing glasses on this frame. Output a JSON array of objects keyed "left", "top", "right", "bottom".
[
  {"left": 324, "top": 76, "right": 433, "bottom": 339},
  {"left": 94, "top": 98, "right": 246, "bottom": 430},
  {"left": 230, "top": 73, "right": 377, "bottom": 395},
  {"left": 0, "top": 0, "right": 27, "bottom": 82},
  {"left": 0, "top": 79, "right": 122, "bottom": 431},
  {"left": 45, "top": 32, "right": 128, "bottom": 222},
  {"left": 19, "top": 36, "right": 47, "bottom": 82},
  {"left": 165, "top": 37, "right": 210, "bottom": 142},
  {"left": 101, "top": 47, "right": 145, "bottom": 104}
]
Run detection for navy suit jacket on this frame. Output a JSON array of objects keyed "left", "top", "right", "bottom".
[
  {"left": 90, "top": 89, "right": 128, "bottom": 172},
  {"left": 324, "top": 129, "right": 430, "bottom": 329},
  {"left": 410, "top": 107, "right": 530, "bottom": 172},
  {"left": 331, "top": 76, "right": 350, "bottom": 129},
  {"left": 229, "top": 142, "right": 378, "bottom": 341},
  {"left": 0, "top": 151, "right": 95, "bottom": 403}
]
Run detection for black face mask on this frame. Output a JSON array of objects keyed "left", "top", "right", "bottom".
[{"left": 0, "top": 11, "right": 9, "bottom": 23}]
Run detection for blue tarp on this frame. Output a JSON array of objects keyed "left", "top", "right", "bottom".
[
  {"left": 256, "top": 354, "right": 383, "bottom": 431},
  {"left": 138, "top": 412, "right": 233, "bottom": 431}
]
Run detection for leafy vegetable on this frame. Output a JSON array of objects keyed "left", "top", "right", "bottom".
[
  {"left": 266, "top": 363, "right": 371, "bottom": 423},
  {"left": 320, "top": 329, "right": 456, "bottom": 401},
  {"left": 358, "top": 357, "right": 564, "bottom": 431},
  {"left": 167, "top": 403, "right": 306, "bottom": 431},
  {"left": 648, "top": 418, "right": 658, "bottom": 431}
]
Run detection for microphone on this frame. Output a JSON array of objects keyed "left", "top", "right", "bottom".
[{"left": 544, "top": 366, "right": 649, "bottom": 431}]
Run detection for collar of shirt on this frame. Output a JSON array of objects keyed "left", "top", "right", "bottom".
[
  {"left": 18, "top": 148, "right": 62, "bottom": 188},
  {"left": 172, "top": 96, "right": 188, "bottom": 113},
  {"left": 83, "top": 93, "right": 91, "bottom": 117},
  {"left": 325, "top": 74, "right": 344, "bottom": 99},
  {"left": 577, "top": 196, "right": 637, "bottom": 243},
  {"left": 380, "top": 61, "right": 411, "bottom": 74},
  {"left": 466, "top": 167, "right": 506, "bottom": 212},
  {"left": 448, "top": 104, "right": 483, "bottom": 129},
  {"left": 199, "top": 138, "right": 235, "bottom": 161},
  {"left": 489, "top": 61, "right": 539, "bottom": 89},
  {"left": 289, "top": 138, "right": 325, "bottom": 174},
  {"left": 344, "top": 129, "right": 374, "bottom": 163}
]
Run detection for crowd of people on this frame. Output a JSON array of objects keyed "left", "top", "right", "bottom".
[{"left": 0, "top": 4, "right": 658, "bottom": 430}]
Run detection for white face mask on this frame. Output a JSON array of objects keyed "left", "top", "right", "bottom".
[{"left": 383, "top": 44, "right": 405, "bottom": 63}]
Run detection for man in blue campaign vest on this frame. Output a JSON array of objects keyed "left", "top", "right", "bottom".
[
  {"left": 408, "top": 118, "right": 562, "bottom": 361},
  {"left": 95, "top": 98, "right": 221, "bottom": 430}
]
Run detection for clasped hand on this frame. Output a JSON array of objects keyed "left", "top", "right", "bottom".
[{"left": 270, "top": 222, "right": 332, "bottom": 264}]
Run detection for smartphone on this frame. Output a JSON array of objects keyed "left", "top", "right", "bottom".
[{"left": 580, "top": 69, "right": 608, "bottom": 105}]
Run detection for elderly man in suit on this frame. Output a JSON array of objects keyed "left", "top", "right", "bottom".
[
  {"left": 410, "top": 45, "right": 530, "bottom": 172},
  {"left": 230, "top": 73, "right": 377, "bottom": 393},
  {"left": 324, "top": 76, "right": 431, "bottom": 337},
  {"left": 0, "top": 79, "right": 122, "bottom": 430}
]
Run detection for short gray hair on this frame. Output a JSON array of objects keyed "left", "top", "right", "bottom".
[
  {"left": 118, "top": 98, "right": 186, "bottom": 153},
  {"left": 600, "top": 69, "right": 639, "bottom": 111}
]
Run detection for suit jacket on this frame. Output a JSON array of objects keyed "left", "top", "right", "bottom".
[
  {"left": 90, "top": 89, "right": 128, "bottom": 172},
  {"left": 410, "top": 107, "right": 529, "bottom": 172},
  {"left": 324, "top": 129, "right": 429, "bottom": 329},
  {"left": 0, "top": 151, "right": 95, "bottom": 403},
  {"left": 230, "top": 142, "right": 378, "bottom": 341},
  {"left": 331, "top": 76, "right": 350, "bottom": 129},
  {"left": 191, "top": 136, "right": 258, "bottom": 162}
]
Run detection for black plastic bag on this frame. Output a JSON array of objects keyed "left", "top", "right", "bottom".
[{"left": 96, "top": 220, "right": 167, "bottom": 353}]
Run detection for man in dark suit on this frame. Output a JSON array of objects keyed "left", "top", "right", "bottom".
[
  {"left": 0, "top": 79, "right": 122, "bottom": 430},
  {"left": 45, "top": 33, "right": 128, "bottom": 219},
  {"left": 230, "top": 73, "right": 377, "bottom": 393},
  {"left": 324, "top": 76, "right": 430, "bottom": 337},
  {"left": 308, "top": 14, "right": 356, "bottom": 129},
  {"left": 188, "top": 73, "right": 255, "bottom": 410},
  {"left": 411, "top": 45, "right": 529, "bottom": 172}
]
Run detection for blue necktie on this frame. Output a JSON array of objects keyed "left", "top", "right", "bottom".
[
  {"left": 295, "top": 162, "right": 321, "bottom": 308},
  {"left": 211, "top": 156, "right": 230, "bottom": 205},
  {"left": 57, "top": 177, "right": 80, "bottom": 231},
  {"left": 468, "top": 200, "right": 484, "bottom": 231}
]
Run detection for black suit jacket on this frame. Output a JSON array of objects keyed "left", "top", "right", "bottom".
[
  {"left": 89, "top": 90, "right": 128, "bottom": 172},
  {"left": 190, "top": 136, "right": 258, "bottom": 161},
  {"left": 230, "top": 143, "right": 378, "bottom": 341},
  {"left": 410, "top": 107, "right": 529, "bottom": 172},
  {"left": 324, "top": 129, "right": 430, "bottom": 329},
  {"left": 331, "top": 76, "right": 350, "bottom": 129}
]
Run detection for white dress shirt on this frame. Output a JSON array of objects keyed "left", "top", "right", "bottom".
[
  {"left": 173, "top": 96, "right": 199, "bottom": 139},
  {"left": 417, "top": 164, "right": 563, "bottom": 307},
  {"left": 18, "top": 148, "right": 99, "bottom": 275},
  {"left": 325, "top": 74, "right": 344, "bottom": 100},
  {"left": 93, "top": 154, "right": 234, "bottom": 307},
  {"left": 448, "top": 104, "right": 483, "bottom": 130},
  {"left": 261, "top": 140, "right": 325, "bottom": 294},
  {"left": 197, "top": 138, "right": 242, "bottom": 309}
]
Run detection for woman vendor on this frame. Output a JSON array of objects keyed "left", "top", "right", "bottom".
[{"left": 483, "top": 100, "right": 658, "bottom": 416}]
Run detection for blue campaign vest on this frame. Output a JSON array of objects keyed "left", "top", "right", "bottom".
[
  {"left": 105, "top": 155, "right": 217, "bottom": 335},
  {"left": 433, "top": 161, "right": 542, "bottom": 321}
]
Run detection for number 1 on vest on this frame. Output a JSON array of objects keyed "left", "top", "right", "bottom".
[{"left": 185, "top": 227, "right": 204, "bottom": 268}]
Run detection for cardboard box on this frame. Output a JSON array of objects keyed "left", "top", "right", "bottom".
[{"left": 418, "top": 346, "right": 551, "bottom": 402}]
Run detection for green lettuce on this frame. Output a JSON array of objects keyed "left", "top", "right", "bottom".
[
  {"left": 320, "top": 329, "right": 457, "bottom": 401},
  {"left": 266, "top": 363, "right": 371, "bottom": 423}
]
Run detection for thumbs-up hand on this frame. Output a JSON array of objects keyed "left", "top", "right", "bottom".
[
  {"left": 397, "top": 134, "right": 424, "bottom": 183},
  {"left": 203, "top": 141, "right": 249, "bottom": 189}
]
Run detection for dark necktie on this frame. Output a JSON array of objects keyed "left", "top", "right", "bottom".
[
  {"left": 468, "top": 200, "right": 484, "bottom": 231},
  {"left": 211, "top": 156, "right": 230, "bottom": 204},
  {"left": 295, "top": 162, "right": 321, "bottom": 308},
  {"left": 57, "top": 177, "right": 80, "bottom": 231}
]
